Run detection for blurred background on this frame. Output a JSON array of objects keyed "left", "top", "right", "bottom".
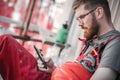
[{"left": 0, "top": 0, "right": 120, "bottom": 65}]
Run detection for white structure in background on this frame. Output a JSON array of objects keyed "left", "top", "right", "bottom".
[
  {"left": 0, "top": 74, "right": 3, "bottom": 80},
  {"left": 0, "top": 25, "right": 15, "bottom": 35}
]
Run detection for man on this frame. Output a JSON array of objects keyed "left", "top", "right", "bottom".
[
  {"left": 0, "top": 0, "right": 120, "bottom": 80},
  {"left": 55, "top": 22, "right": 69, "bottom": 57},
  {"left": 72, "top": 0, "right": 120, "bottom": 80},
  {"left": 40, "top": 0, "right": 120, "bottom": 80},
  {"left": 56, "top": 22, "right": 68, "bottom": 44}
]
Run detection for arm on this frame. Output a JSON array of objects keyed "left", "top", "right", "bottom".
[
  {"left": 91, "top": 38, "right": 120, "bottom": 80},
  {"left": 90, "top": 68, "right": 118, "bottom": 80}
]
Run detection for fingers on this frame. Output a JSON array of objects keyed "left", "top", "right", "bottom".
[
  {"left": 37, "top": 63, "right": 52, "bottom": 73},
  {"left": 38, "top": 66, "right": 56, "bottom": 73},
  {"left": 38, "top": 67, "right": 48, "bottom": 72},
  {"left": 37, "top": 60, "right": 48, "bottom": 72},
  {"left": 46, "top": 58, "right": 54, "bottom": 68},
  {"left": 37, "top": 57, "right": 54, "bottom": 67},
  {"left": 37, "top": 60, "right": 44, "bottom": 68},
  {"left": 37, "top": 57, "right": 56, "bottom": 73}
]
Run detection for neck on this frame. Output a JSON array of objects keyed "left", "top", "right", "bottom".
[{"left": 97, "top": 20, "right": 115, "bottom": 37}]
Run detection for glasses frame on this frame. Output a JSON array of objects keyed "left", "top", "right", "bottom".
[{"left": 77, "top": 8, "right": 97, "bottom": 23}]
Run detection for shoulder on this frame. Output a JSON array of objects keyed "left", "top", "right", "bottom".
[
  {"left": 104, "top": 36, "right": 120, "bottom": 50},
  {"left": 99, "top": 35, "right": 120, "bottom": 74}
]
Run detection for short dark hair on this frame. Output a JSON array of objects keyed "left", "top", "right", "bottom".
[
  {"left": 72, "top": 0, "right": 111, "bottom": 22},
  {"left": 63, "top": 23, "right": 68, "bottom": 29}
]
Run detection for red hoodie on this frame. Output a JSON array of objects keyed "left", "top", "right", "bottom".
[{"left": 0, "top": 34, "right": 51, "bottom": 80}]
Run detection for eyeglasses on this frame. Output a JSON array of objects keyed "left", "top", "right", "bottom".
[{"left": 76, "top": 8, "right": 96, "bottom": 23}]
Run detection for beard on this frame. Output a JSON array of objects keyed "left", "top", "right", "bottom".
[{"left": 84, "top": 14, "right": 99, "bottom": 40}]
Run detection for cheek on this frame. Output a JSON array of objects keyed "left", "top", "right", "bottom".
[{"left": 83, "top": 17, "right": 93, "bottom": 29}]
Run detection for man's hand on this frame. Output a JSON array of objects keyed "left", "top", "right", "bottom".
[{"left": 37, "top": 57, "right": 56, "bottom": 74}]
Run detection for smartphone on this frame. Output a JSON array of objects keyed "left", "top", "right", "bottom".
[{"left": 33, "top": 45, "right": 47, "bottom": 69}]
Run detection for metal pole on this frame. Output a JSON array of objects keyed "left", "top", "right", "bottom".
[{"left": 22, "top": 0, "right": 36, "bottom": 45}]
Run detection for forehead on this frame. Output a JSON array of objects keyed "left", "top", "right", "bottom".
[{"left": 75, "top": 4, "right": 88, "bottom": 17}]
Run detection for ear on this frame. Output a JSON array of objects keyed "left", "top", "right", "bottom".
[{"left": 94, "top": 7, "right": 104, "bottom": 19}]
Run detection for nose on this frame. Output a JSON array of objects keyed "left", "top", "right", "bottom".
[
  {"left": 77, "top": 18, "right": 83, "bottom": 26},
  {"left": 78, "top": 21, "right": 83, "bottom": 27}
]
